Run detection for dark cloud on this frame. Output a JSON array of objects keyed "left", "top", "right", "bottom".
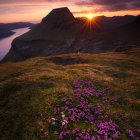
[
  {"left": 0, "top": 0, "right": 67, "bottom": 4},
  {"left": 76, "top": 0, "right": 140, "bottom": 12},
  {"left": 1, "top": 0, "right": 140, "bottom": 12}
]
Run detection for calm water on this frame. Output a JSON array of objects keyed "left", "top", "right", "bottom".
[{"left": 0, "top": 27, "right": 30, "bottom": 61}]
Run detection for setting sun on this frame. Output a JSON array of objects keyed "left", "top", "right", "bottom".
[{"left": 87, "top": 13, "right": 94, "bottom": 20}]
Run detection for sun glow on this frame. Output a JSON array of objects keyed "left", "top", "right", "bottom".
[{"left": 87, "top": 13, "right": 94, "bottom": 20}]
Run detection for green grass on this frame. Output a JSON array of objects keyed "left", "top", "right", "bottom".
[{"left": 0, "top": 48, "right": 140, "bottom": 140}]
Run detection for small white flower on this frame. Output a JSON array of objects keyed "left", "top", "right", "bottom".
[
  {"left": 51, "top": 118, "right": 56, "bottom": 121},
  {"left": 62, "top": 114, "right": 65, "bottom": 118},
  {"left": 62, "top": 122, "right": 65, "bottom": 126},
  {"left": 64, "top": 120, "right": 68, "bottom": 124}
]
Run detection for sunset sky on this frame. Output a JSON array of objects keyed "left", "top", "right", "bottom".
[{"left": 0, "top": 0, "right": 140, "bottom": 23}]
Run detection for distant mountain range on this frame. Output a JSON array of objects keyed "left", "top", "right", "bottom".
[
  {"left": 93, "top": 15, "right": 137, "bottom": 31},
  {"left": 2, "top": 7, "right": 140, "bottom": 62},
  {"left": 0, "top": 29, "right": 14, "bottom": 40},
  {"left": 0, "top": 22, "right": 35, "bottom": 39}
]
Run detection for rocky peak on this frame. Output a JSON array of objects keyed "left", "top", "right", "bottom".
[{"left": 42, "top": 7, "right": 75, "bottom": 24}]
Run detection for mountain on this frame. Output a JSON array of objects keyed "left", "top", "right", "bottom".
[
  {"left": 2, "top": 7, "right": 140, "bottom": 62},
  {"left": 0, "top": 29, "right": 14, "bottom": 39},
  {"left": 93, "top": 15, "right": 136, "bottom": 31},
  {"left": 42, "top": 7, "right": 75, "bottom": 23},
  {"left": 3, "top": 7, "right": 93, "bottom": 61},
  {"left": 0, "top": 22, "right": 35, "bottom": 39},
  {"left": 93, "top": 15, "right": 140, "bottom": 52},
  {"left": 0, "top": 22, "right": 35, "bottom": 31},
  {"left": 65, "top": 15, "right": 140, "bottom": 54}
]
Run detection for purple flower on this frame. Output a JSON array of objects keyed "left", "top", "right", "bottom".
[
  {"left": 72, "top": 128, "right": 80, "bottom": 134},
  {"left": 38, "top": 79, "right": 133, "bottom": 140},
  {"left": 53, "top": 107, "right": 60, "bottom": 115},
  {"left": 126, "top": 129, "right": 134, "bottom": 137},
  {"left": 59, "top": 131, "right": 70, "bottom": 139},
  {"left": 85, "top": 114, "right": 95, "bottom": 123},
  {"left": 113, "top": 131, "right": 120, "bottom": 138}
]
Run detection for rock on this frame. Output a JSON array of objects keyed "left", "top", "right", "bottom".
[{"left": 42, "top": 7, "right": 75, "bottom": 23}]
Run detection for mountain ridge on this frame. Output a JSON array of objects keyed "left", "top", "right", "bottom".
[{"left": 2, "top": 8, "right": 140, "bottom": 62}]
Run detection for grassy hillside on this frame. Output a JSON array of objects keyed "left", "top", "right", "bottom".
[{"left": 0, "top": 48, "right": 140, "bottom": 139}]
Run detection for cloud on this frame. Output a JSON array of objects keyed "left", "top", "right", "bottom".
[
  {"left": 76, "top": 0, "right": 140, "bottom": 12},
  {"left": 0, "top": 0, "right": 68, "bottom": 4},
  {"left": 1, "top": 0, "right": 140, "bottom": 12}
]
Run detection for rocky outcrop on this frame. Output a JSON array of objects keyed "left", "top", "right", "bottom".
[{"left": 42, "top": 7, "right": 75, "bottom": 23}]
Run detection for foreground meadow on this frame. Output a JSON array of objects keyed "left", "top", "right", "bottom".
[{"left": 0, "top": 48, "right": 140, "bottom": 139}]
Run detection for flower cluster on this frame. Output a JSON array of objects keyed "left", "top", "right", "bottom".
[
  {"left": 96, "top": 120, "right": 120, "bottom": 139},
  {"left": 72, "top": 129, "right": 96, "bottom": 140},
  {"left": 126, "top": 129, "right": 134, "bottom": 137},
  {"left": 38, "top": 79, "right": 137, "bottom": 140},
  {"left": 72, "top": 79, "right": 107, "bottom": 97}
]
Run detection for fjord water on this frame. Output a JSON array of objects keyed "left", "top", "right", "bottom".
[{"left": 0, "top": 27, "right": 30, "bottom": 61}]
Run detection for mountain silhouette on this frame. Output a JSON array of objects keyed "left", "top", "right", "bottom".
[
  {"left": 42, "top": 7, "right": 75, "bottom": 23},
  {"left": 3, "top": 7, "right": 93, "bottom": 61},
  {"left": 70, "top": 16, "right": 140, "bottom": 53},
  {"left": 3, "top": 8, "right": 140, "bottom": 62}
]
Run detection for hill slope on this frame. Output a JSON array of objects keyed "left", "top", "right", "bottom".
[{"left": 0, "top": 48, "right": 140, "bottom": 139}]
